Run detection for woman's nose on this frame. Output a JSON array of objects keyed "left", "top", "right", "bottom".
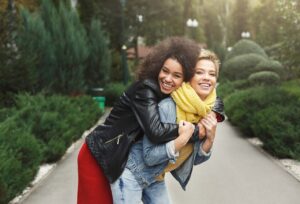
[{"left": 165, "top": 74, "right": 172, "bottom": 81}]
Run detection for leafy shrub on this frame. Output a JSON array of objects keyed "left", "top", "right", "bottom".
[
  {"left": 0, "top": 93, "right": 102, "bottom": 203},
  {"left": 224, "top": 87, "right": 290, "bottom": 136},
  {"left": 254, "top": 60, "right": 284, "bottom": 75},
  {"left": 251, "top": 104, "right": 300, "bottom": 160},
  {"left": 103, "top": 82, "right": 128, "bottom": 106},
  {"left": 0, "top": 108, "right": 16, "bottom": 123},
  {"left": 281, "top": 79, "right": 300, "bottom": 99},
  {"left": 248, "top": 71, "right": 280, "bottom": 86},
  {"left": 226, "top": 39, "right": 268, "bottom": 60},
  {"left": 217, "top": 79, "right": 250, "bottom": 100},
  {"left": 222, "top": 53, "right": 267, "bottom": 80},
  {"left": 12, "top": 93, "right": 101, "bottom": 162},
  {"left": 0, "top": 119, "right": 41, "bottom": 203}
]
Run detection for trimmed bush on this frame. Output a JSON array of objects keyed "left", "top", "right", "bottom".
[
  {"left": 14, "top": 94, "right": 102, "bottom": 163},
  {"left": 251, "top": 105, "right": 300, "bottom": 160},
  {"left": 0, "top": 119, "right": 41, "bottom": 204},
  {"left": 224, "top": 87, "right": 291, "bottom": 136},
  {"left": 254, "top": 60, "right": 284, "bottom": 75},
  {"left": 281, "top": 79, "right": 300, "bottom": 98},
  {"left": 226, "top": 39, "right": 268, "bottom": 60},
  {"left": 222, "top": 53, "right": 267, "bottom": 80},
  {"left": 0, "top": 93, "right": 102, "bottom": 203},
  {"left": 248, "top": 71, "right": 280, "bottom": 86},
  {"left": 103, "top": 82, "right": 128, "bottom": 106},
  {"left": 217, "top": 79, "right": 250, "bottom": 100}
]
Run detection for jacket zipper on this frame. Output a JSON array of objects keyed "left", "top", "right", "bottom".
[{"left": 104, "top": 134, "right": 123, "bottom": 144}]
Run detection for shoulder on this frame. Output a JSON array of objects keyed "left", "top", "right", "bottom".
[
  {"left": 130, "top": 79, "right": 163, "bottom": 99},
  {"left": 159, "top": 97, "right": 176, "bottom": 112}
]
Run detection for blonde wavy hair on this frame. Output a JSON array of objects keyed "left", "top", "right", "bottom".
[{"left": 198, "top": 49, "right": 220, "bottom": 78}]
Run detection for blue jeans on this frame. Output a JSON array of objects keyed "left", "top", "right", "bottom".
[{"left": 110, "top": 168, "right": 171, "bottom": 204}]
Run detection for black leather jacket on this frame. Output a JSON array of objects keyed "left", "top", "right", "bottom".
[{"left": 86, "top": 79, "right": 224, "bottom": 183}]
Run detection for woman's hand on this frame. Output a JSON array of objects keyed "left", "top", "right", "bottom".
[
  {"left": 174, "top": 120, "right": 195, "bottom": 151},
  {"left": 198, "top": 122, "right": 206, "bottom": 140},
  {"left": 200, "top": 112, "right": 217, "bottom": 153}
]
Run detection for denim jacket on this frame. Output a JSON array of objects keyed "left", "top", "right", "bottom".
[{"left": 126, "top": 97, "right": 211, "bottom": 190}]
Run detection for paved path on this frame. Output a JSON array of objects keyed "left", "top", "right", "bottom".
[
  {"left": 20, "top": 119, "right": 300, "bottom": 204},
  {"left": 166, "top": 121, "right": 300, "bottom": 204}
]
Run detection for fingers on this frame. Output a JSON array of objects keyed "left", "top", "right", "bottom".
[{"left": 201, "top": 114, "right": 217, "bottom": 128}]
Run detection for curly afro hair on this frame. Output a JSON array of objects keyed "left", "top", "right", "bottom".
[{"left": 136, "top": 37, "right": 200, "bottom": 82}]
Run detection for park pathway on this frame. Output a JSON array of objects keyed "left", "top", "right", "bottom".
[{"left": 19, "top": 117, "right": 300, "bottom": 204}]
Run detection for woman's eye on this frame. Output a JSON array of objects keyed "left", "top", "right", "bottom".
[{"left": 162, "top": 68, "right": 169, "bottom": 73}]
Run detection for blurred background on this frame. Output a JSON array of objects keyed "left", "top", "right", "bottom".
[{"left": 0, "top": 0, "right": 299, "bottom": 203}]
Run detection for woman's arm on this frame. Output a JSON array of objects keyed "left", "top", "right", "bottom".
[{"left": 130, "top": 81, "right": 198, "bottom": 144}]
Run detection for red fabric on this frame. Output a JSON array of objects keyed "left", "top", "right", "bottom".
[{"left": 77, "top": 142, "right": 113, "bottom": 204}]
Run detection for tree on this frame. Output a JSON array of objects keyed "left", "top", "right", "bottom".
[
  {"left": 251, "top": 0, "right": 282, "bottom": 47},
  {"left": 19, "top": 0, "right": 89, "bottom": 94},
  {"left": 85, "top": 19, "right": 111, "bottom": 88},
  {"left": 229, "top": 0, "right": 250, "bottom": 44},
  {"left": 276, "top": 0, "right": 300, "bottom": 77}
]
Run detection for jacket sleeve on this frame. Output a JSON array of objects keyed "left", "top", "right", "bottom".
[
  {"left": 212, "top": 96, "right": 225, "bottom": 122},
  {"left": 130, "top": 84, "right": 180, "bottom": 144}
]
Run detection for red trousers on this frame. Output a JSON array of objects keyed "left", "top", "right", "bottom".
[{"left": 77, "top": 142, "right": 113, "bottom": 204}]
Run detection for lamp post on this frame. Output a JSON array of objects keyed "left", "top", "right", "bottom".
[
  {"left": 120, "top": 0, "right": 129, "bottom": 85},
  {"left": 186, "top": 18, "right": 199, "bottom": 40},
  {"left": 241, "top": 31, "right": 251, "bottom": 39}
]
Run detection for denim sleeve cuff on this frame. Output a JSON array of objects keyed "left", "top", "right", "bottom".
[
  {"left": 199, "top": 142, "right": 212, "bottom": 157},
  {"left": 166, "top": 140, "right": 179, "bottom": 163}
]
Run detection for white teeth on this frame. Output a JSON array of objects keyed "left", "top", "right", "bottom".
[{"left": 162, "top": 82, "right": 172, "bottom": 88}]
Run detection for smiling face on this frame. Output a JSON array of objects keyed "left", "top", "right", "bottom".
[
  {"left": 158, "top": 58, "right": 184, "bottom": 95},
  {"left": 190, "top": 59, "right": 217, "bottom": 100}
]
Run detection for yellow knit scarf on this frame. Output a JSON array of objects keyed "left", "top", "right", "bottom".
[
  {"left": 171, "top": 82, "right": 216, "bottom": 122},
  {"left": 156, "top": 82, "right": 216, "bottom": 181}
]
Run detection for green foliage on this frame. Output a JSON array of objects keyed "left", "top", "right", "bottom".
[
  {"left": 103, "top": 82, "right": 128, "bottom": 106},
  {"left": 226, "top": 39, "right": 268, "bottom": 60},
  {"left": 13, "top": 93, "right": 101, "bottom": 163},
  {"left": 248, "top": 71, "right": 280, "bottom": 86},
  {"left": 85, "top": 19, "right": 111, "bottom": 88},
  {"left": 222, "top": 53, "right": 267, "bottom": 80},
  {"left": 281, "top": 79, "right": 300, "bottom": 98},
  {"left": 254, "top": 59, "right": 284, "bottom": 76},
  {"left": 18, "top": 0, "right": 89, "bottom": 94},
  {"left": 275, "top": 0, "right": 300, "bottom": 76},
  {"left": 224, "top": 87, "right": 289, "bottom": 135},
  {"left": 77, "top": 0, "right": 186, "bottom": 47},
  {"left": 217, "top": 79, "right": 250, "bottom": 100},
  {"left": 251, "top": 104, "right": 300, "bottom": 160},
  {"left": 110, "top": 50, "right": 123, "bottom": 82},
  {"left": 251, "top": 0, "right": 282, "bottom": 47},
  {"left": 0, "top": 93, "right": 102, "bottom": 203},
  {"left": 0, "top": 119, "right": 41, "bottom": 204},
  {"left": 229, "top": 0, "right": 250, "bottom": 44}
]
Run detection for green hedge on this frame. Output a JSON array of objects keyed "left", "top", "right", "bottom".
[
  {"left": 0, "top": 93, "right": 102, "bottom": 203},
  {"left": 248, "top": 71, "right": 280, "bottom": 86},
  {"left": 103, "top": 82, "right": 128, "bottom": 106},
  {"left": 251, "top": 105, "right": 300, "bottom": 159},
  {"left": 222, "top": 53, "right": 267, "bottom": 80},
  {"left": 224, "top": 87, "right": 292, "bottom": 136},
  {"left": 281, "top": 79, "right": 300, "bottom": 98},
  {"left": 254, "top": 60, "right": 284, "bottom": 75},
  {"left": 0, "top": 119, "right": 41, "bottom": 204},
  {"left": 226, "top": 39, "right": 268, "bottom": 60},
  {"left": 224, "top": 86, "right": 300, "bottom": 160},
  {"left": 217, "top": 79, "right": 250, "bottom": 100}
]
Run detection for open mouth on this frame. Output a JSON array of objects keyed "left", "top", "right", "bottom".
[
  {"left": 160, "top": 81, "right": 173, "bottom": 92},
  {"left": 199, "top": 83, "right": 211, "bottom": 90}
]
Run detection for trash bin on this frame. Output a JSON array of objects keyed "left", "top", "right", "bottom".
[{"left": 93, "top": 96, "right": 106, "bottom": 111}]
